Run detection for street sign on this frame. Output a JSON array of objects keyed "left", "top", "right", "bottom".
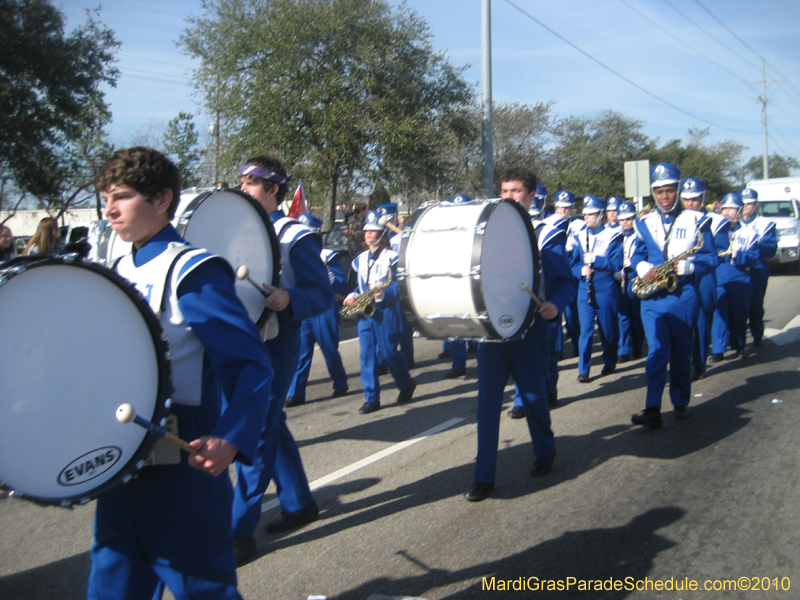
[{"left": 624, "top": 160, "right": 650, "bottom": 199}]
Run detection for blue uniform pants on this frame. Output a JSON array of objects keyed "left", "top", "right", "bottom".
[
  {"left": 577, "top": 285, "right": 619, "bottom": 376},
  {"left": 618, "top": 291, "right": 644, "bottom": 357},
  {"left": 640, "top": 285, "right": 699, "bottom": 410},
  {"left": 446, "top": 339, "right": 467, "bottom": 371},
  {"left": 287, "top": 308, "right": 348, "bottom": 400},
  {"left": 693, "top": 273, "right": 717, "bottom": 372},
  {"left": 749, "top": 267, "right": 769, "bottom": 343},
  {"left": 513, "top": 320, "right": 559, "bottom": 408},
  {"left": 712, "top": 279, "right": 751, "bottom": 354},
  {"left": 475, "top": 316, "right": 555, "bottom": 484},
  {"left": 358, "top": 308, "right": 413, "bottom": 404},
  {"left": 232, "top": 331, "right": 315, "bottom": 538}
]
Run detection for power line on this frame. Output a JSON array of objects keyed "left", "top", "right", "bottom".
[
  {"left": 659, "top": 0, "right": 760, "bottom": 71},
  {"left": 617, "top": 0, "right": 746, "bottom": 84},
  {"left": 503, "top": 0, "right": 759, "bottom": 135},
  {"left": 692, "top": 0, "right": 763, "bottom": 62}
]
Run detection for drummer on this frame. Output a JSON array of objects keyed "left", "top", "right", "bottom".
[
  {"left": 92, "top": 147, "right": 274, "bottom": 600},
  {"left": 466, "top": 166, "right": 576, "bottom": 502}
]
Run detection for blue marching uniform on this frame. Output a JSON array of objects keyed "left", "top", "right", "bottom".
[
  {"left": 739, "top": 209, "right": 777, "bottom": 345},
  {"left": 286, "top": 248, "right": 349, "bottom": 401},
  {"left": 618, "top": 227, "right": 644, "bottom": 360},
  {"left": 571, "top": 220, "right": 623, "bottom": 378},
  {"left": 563, "top": 218, "right": 586, "bottom": 355},
  {"left": 631, "top": 209, "right": 716, "bottom": 412},
  {"left": 232, "top": 211, "right": 333, "bottom": 538},
  {"left": 474, "top": 232, "right": 577, "bottom": 485},
  {"left": 711, "top": 220, "right": 762, "bottom": 356},
  {"left": 693, "top": 211, "right": 730, "bottom": 372},
  {"left": 90, "top": 226, "right": 274, "bottom": 600},
  {"left": 512, "top": 222, "right": 568, "bottom": 411},
  {"left": 349, "top": 245, "right": 415, "bottom": 407}
]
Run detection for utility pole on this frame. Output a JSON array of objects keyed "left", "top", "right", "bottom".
[
  {"left": 745, "top": 58, "right": 785, "bottom": 179},
  {"left": 481, "top": 0, "right": 493, "bottom": 198}
]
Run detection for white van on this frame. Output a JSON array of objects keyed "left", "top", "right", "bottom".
[{"left": 745, "top": 177, "right": 800, "bottom": 266}]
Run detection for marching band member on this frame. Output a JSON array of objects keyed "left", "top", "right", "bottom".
[
  {"left": 91, "top": 147, "right": 274, "bottom": 599},
  {"left": 710, "top": 193, "right": 759, "bottom": 361},
  {"left": 343, "top": 211, "right": 417, "bottom": 414},
  {"left": 467, "top": 167, "right": 576, "bottom": 502},
  {"left": 545, "top": 190, "right": 582, "bottom": 357},
  {"left": 629, "top": 163, "right": 716, "bottom": 428},
  {"left": 679, "top": 178, "right": 730, "bottom": 379},
  {"left": 616, "top": 201, "right": 644, "bottom": 363},
  {"left": 605, "top": 196, "right": 622, "bottom": 228},
  {"left": 285, "top": 214, "right": 350, "bottom": 406},
  {"left": 739, "top": 188, "right": 777, "bottom": 347},
  {"left": 232, "top": 156, "right": 333, "bottom": 563},
  {"left": 570, "top": 196, "right": 624, "bottom": 382},
  {"left": 509, "top": 190, "right": 567, "bottom": 419}
]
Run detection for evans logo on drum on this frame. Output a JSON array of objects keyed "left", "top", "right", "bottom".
[
  {"left": 58, "top": 447, "right": 122, "bottom": 486},
  {"left": 498, "top": 315, "right": 515, "bottom": 328}
]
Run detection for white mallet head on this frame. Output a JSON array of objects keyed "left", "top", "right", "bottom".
[
  {"left": 520, "top": 282, "right": 531, "bottom": 291},
  {"left": 116, "top": 403, "right": 136, "bottom": 424},
  {"left": 236, "top": 265, "right": 249, "bottom": 280}
]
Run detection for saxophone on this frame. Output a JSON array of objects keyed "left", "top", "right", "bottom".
[
  {"left": 630, "top": 229, "right": 703, "bottom": 299},
  {"left": 341, "top": 269, "right": 392, "bottom": 319}
]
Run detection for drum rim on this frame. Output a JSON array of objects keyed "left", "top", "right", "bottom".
[
  {"left": 176, "top": 188, "right": 281, "bottom": 328},
  {"left": 0, "top": 257, "right": 173, "bottom": 506},
  {"left": 398, "top": 198, "right": 541, "bottom": 341}
]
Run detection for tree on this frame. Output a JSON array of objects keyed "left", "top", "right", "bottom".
[
  {"left": 181, "top": 0, "right": 472, "bottom": 229},
  {"left": 0, "top": 1, "right": 119, "bottom": 201},
  {"left": 739, "top": 153, "right": 800, "bottom": 183},
  {"left": 548, "top": 111, "right": 653, "bottom": 199},
  {"left": 492, "top": 102, "right": 554, "bottom": 193},
  {"left": 163, "top": 112, "right": 202, "bottom": 188}
]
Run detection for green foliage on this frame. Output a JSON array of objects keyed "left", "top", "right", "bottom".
[
  {"left": 180, "top": 0, "right": 472, "bottom": 227},
  {"left": 739, "top": 153, "right": 800, "bottom": 183},
  {"left": 0, "top": 0, "right": 119, "bottom": 203},
  {"left": 163, "top": 112, "right": 201, "bottom": 188}
]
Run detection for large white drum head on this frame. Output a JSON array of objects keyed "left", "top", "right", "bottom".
[
  {"left": 177, "top": 190, "right": 278, "bottom": 328},
  {"left": 479, "top": 200, "right": 536, "bottom": 337},
  {"left": 0, "top": 261, "right": 167, "bottom": 504}
]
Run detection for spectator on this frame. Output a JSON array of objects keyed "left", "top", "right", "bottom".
[
  {"left": 0, "top": 225, "right": 17, "bottom": 262},
  {"left": 23, "top": 217, "right": 61, "bottom": 257}
]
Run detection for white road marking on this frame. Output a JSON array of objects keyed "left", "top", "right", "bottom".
[
  {"left": 261, "top": 417, "right": 465, "bottom": 513},
  {"left": 764, "top": 315, "right": 800, "bottom": 346}
]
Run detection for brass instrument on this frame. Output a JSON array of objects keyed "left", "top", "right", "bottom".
[
  {"left": 630, "top": 230, "right": 704, "bottom": 299},
  {"left": 341, "top": 269, "right": 392, "bottom": 319}
]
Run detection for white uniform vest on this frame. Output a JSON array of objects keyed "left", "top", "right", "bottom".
[
  {"left": 354, "top": 248, "right": 397, "bottom": 294},
  {"left": 116, "top": 243, "right": 215, "bottom": 406},
  {"left": 638, "top": 209, "right": 705, "bottom": 258},
  {"left": 575, "top": 225, "right": 621, "bottom": 262},
  {"left": 273, "top": 217, "right": 316, "bottom": 290}
]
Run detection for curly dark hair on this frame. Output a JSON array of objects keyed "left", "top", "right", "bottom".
[
  {"left": 500, "top": 167, "right": 537, "bottom": 195},
  {"left": 94, "top": 147, "right": 181, "bottom": 219},
  {"left": 243, "top": 155, "right": 290, "bottom": 203}
]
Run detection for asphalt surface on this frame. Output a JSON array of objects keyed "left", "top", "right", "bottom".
[{"left": 2, "top": 269, "right": 799, "bottom": 600}]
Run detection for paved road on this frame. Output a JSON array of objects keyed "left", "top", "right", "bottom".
[{"left": 2, "top": 270, "right": 800, "bottom": 600}]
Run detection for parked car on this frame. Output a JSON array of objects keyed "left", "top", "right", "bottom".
[
  {"left": 746, "top": 178, "right": 800, "bottom": 268},
  {"left": 324, "top": 223, "right": 357, "bottom": 293}
]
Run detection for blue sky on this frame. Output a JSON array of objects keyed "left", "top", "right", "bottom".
[{"left": 60, "top": 0, "right": 800, "bottom": 169}]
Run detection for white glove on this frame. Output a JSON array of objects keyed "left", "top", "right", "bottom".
[
  {"left": 623, "top": 258, "right": 631, "bottom": 268},
  {"left": 636, "top": 261, "right": 654, "bottom": 278},
  {"left": 675, "top": 260, "right": 694, "bottom": 276},
  {"left": 581, "top": 265, "right": 592, "bottom": 277},
  {"left": 613, "top": 271, "right": 622, "bottom": 281},
  {"left": 583, "top": 252, "right": 595, "bottom": 264}
]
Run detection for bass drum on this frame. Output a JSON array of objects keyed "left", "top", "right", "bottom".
[
  {"left": 398, "top": 198, "right": 540, "bottom": 341},
  {"left": 0, "top": 258, "right": 172, "bottom": 506},
  {"left": 175, "top": 189, "right": 280, "bottom": 329}
]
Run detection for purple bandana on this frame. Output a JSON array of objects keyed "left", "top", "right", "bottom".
[{"left": 240, "top": 164, "right": 292, "bottom": 185}]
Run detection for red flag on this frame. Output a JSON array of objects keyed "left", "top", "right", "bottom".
[{"left": 288, "top": 180, "right": 307, "bottom": 218}]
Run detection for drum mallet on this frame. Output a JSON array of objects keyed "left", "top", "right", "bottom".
[
  {"left": 519, "top": 282, "right": 544, "bottom": 308},
  {"left": 116, "top": 403, "right": 198, "bottom": 455},
  {"left": 236, "top": 265, "right": 271, "bottom": 298},
  {"left": 378, "top": 215, "right": 403, "bottom": 235}
]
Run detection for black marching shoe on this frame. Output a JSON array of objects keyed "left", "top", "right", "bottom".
[
  {"left": 531, "top": 448, "right": 557, "bottom": 477},
  {"left": 378, "top": 365, "right": 389, "bottom": 375},
  {"left": 396, "top": 380, "right": 417, "bottom": 404},
  {"left": 465, "top": 482, "right": 495, "bottom": 502},
  {"left": 548, "top": 392, "right": 558, "bottom": 409},
  {"left": 692, "top": 368, "right": 704, "bottom": 381},
  {"left": 577, "top": 373, "right": 590, "bottom": 383},
  {"left": 265, "top": 501, "right": 319, "bottom": 534},
  {"left": 631, "top": 408, "right": 662, "bottom": 429},
  {"left": 358, "top": 401, "right": 380, "bottom": 414},
  {"left": 601, "top": 365, "right": 616, "bottom": 376},
  {"left": 508, "top": 405, "right": 525, "bottom": 419},
  {"left": 331, "top": 387, "right": 349, "bottom": 398},
  {"left": 444, "top": 368, "right": 466, "bottom": 379},
  {"left": 674, "top": 405, "right": 690, "bottom": 420},
  {"left": 708, "top": 353, "right": 724, "bottom": 363},
  {"left": 618, "top": 354, "right": 631, "bottom": 363},
  {"left": 234, "top": 537, "right": 257, "bottom": 566},
  {"left": 284, "top": 396, "right": 305, "bottom": 408},
  {"left": 753, "top": 339, "right": 763, "bottom": 348},
  {"left": 632, "top": 350, "right": 644, "bottom": 359}
]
